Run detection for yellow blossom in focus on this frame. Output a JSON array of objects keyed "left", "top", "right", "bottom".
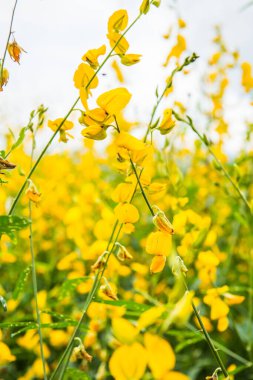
[
  {"left": 73, "top": 63, "right": 98, "bottom": 90},
  {"left": 97, "top": 87, "right": 132, "bottom": 115},
  {"left": 121, "top": 54, "right": 142, "bottom": 66},
  {"left": 82, "top": 45, "right": 106, "bottom": 69},
  {"left": 108, "top": 9, "right": 128, "bottom": 33},
  {"left": 48, "top": 118, "right": 74, "bottom": 143},
  {"left": 7, "top": 40, "right": 26, "bottom": 63},
  {"left": 107, "top": 32, "right": 129, "bottom": 55}
]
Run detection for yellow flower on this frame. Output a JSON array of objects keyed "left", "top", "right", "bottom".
[
  {"left": 0, "top": 341, "right": 16, "bottom": 365},
  {"left": 112, "top": 318, "right": 138, "bottom": 344},
  {"left": 81, "top": 125, "right": 107, "bottom": 140},
  {"left": 108, "top": 9, "right": 128, "bottom": 33},
  {"left": 73, "top": 63, "right": 98, "bottom": 90},
  {"left": 150, "top": 255, "right": 167, "bottom": 273},
  {"left": 25, "top": 179, "right": 41, "bottom": 205},
  {"left": 162, "top": 371, "right": 190, "bottom": 380},
  {"left": 97, "top": 87, "right": 131, "bottom": 115},
  {"left": 7, "top": 40, "right": 26, "bottom": 63},
  {"left": 48, "top": 118, "right": 74, "bottom": 143},
  {"left": 121, "top": 54, "right": 142, "bottom": 66},
  {"left": 82, "top": 45, "right": 106, "bottom": 69},
  {"left": 163, "top": 291, "right": 194, "bottom": 329},
  {"left": 109, "top": 343, "right": 148, "bottom": 380},
  {"left": 152, "top": 206, "right": 174, "bottom": 234},
  {"left": 144, "top": 333, "right": 175, "bottom": 378},
  {"left": 114, "top": 203, "right": 139, "bottom": 224},
  {"left": 137, "top": 306, "right": 166, "bottom": 330},
  {"left": 241, "top": 62, "right": 253, "bottom": 92},
  {"left": 112, "top": 60, "right": 124, "bottom": 83},
  {"left": 163, "top": 35, "right": 187, "bottom": 66},
  {"left": 140, "top": 0, "right": 150, "bottom": 14},
  {"left": 107, "top": 32, "right": 129, "bottom": 55},
  {"left": 158, "top": 109, "right": 176, "bottom": 135},
  {"left": 0, "top": 66, "right": 9, "bottom": 91},
  {"left": 146, "top": 231, "right": 172, "bottom": 256}
]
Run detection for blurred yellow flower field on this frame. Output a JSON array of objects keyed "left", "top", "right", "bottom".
[{"left": 0, "top": 1, "right": 253, "bottom": 379}]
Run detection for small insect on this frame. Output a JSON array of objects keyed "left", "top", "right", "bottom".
[{"left": 0, "top": 157, "right": 16, "bottom": 174}]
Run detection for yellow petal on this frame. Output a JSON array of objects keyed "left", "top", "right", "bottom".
[
  {"left": 162, "top": 371, "right": 190, "bottom": 380},
  {"left": 108, "top": 9, "right": 128, "bottom": 33},
  {"left": 109, "top": 343, "right": 148, "bottom": 380},
  {"left": 144, "top": 333, "right": 176, "bottom": 378},
  {"left": 97, "top": 87, "right": 131, "bottom": 115},
  {"left": 150, "top": 255, "right": 167, "bottom": 273},
  {"left": 217, "top": 316, "right": 229, "bottom": 332},
  {"left": 73, "top": 63, "right": 98, "bottom": 89},
  {"left": 107, "top": 32, "right": 129, "bottom": 55},
  {"left": 146, "top": 231, "right": 172, "bottom": 256},
  {"left": 137, "top": 306, "right": 166, "bottom": 330},
  {"left": 114, "top": 203, "right": 139, "bottom": 224},
  {"left": 210, "top": 298, "right": 229, "bottom": 320},
  {"left": 112, "top": 318, "right": 138, "bottom": 344}
]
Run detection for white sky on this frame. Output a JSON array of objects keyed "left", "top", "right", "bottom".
[{"left": 0, "top": 0, "right": 253, "bottom": 154}]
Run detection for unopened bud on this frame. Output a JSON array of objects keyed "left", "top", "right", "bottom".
[
  {"left": 91, "top": 251, "right": 108, "bottom": 272},
  {"left": 115, "top": 242, "right": 133, "bottom": 261},
  {"left": 152, "top": 206, "right": 174, "bottom": 234},
  {"left": 25, "top": 179, "right": 41, "bottom": 205},
  {"left": 172, "top": 256, "right": 188, "bottom": 277}
]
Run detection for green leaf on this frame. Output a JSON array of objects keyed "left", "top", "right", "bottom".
[
  {"left": 0, "top": 215, "right": 31, "bottom": 238},
  {"left": 175, "top": 336, "right": 203, "bottom": 352},
  {"left": 13, "top": 265, "right": 32, "bottom": 300},
  {"left": 8, "top": 126, "right": 28, "bottom": 155},
  {"left": 64, "top": 368, "right": 91, "bottom": 380}
]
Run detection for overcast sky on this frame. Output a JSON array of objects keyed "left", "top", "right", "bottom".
[{"left": 0, "top": 0, "right": 253, "bottom": 153}]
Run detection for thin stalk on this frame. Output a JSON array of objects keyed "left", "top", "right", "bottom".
[
  {"left": 191, "top": 300, "right": 229, "bottom": 378},
  {"left": 173, "top": 112, "right": 252, "bottom": 215},
  {"left": 129, "top": 158, "right": 154, "bottom": 216},
  {"left": 129, "top": 157, "right": 230, "bottom": 378},
  {"left": 8, "top": 12, "right": 141, "bottom": 216},
  {"left": 0, "top": 0, "right": 18, "bottom": 83},
  {"left": 143, "top": 53, "right": 198, "bottom": 142},
  {"left": 50, "top": 174, "right": 141, "bottom": 379},
  {"left": 29, "top": 132, "right": 47, "bottom": 379}
]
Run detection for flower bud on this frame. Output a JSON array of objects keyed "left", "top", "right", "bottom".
[
  {"left": 115, "top": 242, "right": 133, "bottom": 261},
  {"left": 25, "top": 179, "right": 41, "bottom": 206},
  {"left": 152, "top": 206, "right": 174, "bottom": 234}
]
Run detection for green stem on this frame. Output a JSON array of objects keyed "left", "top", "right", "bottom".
[
  {"left": 0, "top": 0, "right": 18, "bottom": 84},
  {"left": 29, "top": 132, "right": 47, "bottom": 380},
  {"left": 143, "top": 53, "right": 198, "bottom": 142},
  {"left": 8, "top": 13, "right": 141, "bottom": 216},
  {"left": 191, "top": 301, "right": 229, "bottom": 378},
  {"left": 29, "top": 203, "right": 48, "bottom": 380},
  {"left": 129, "top": 158, "right": 154, "bottom": 216}
]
